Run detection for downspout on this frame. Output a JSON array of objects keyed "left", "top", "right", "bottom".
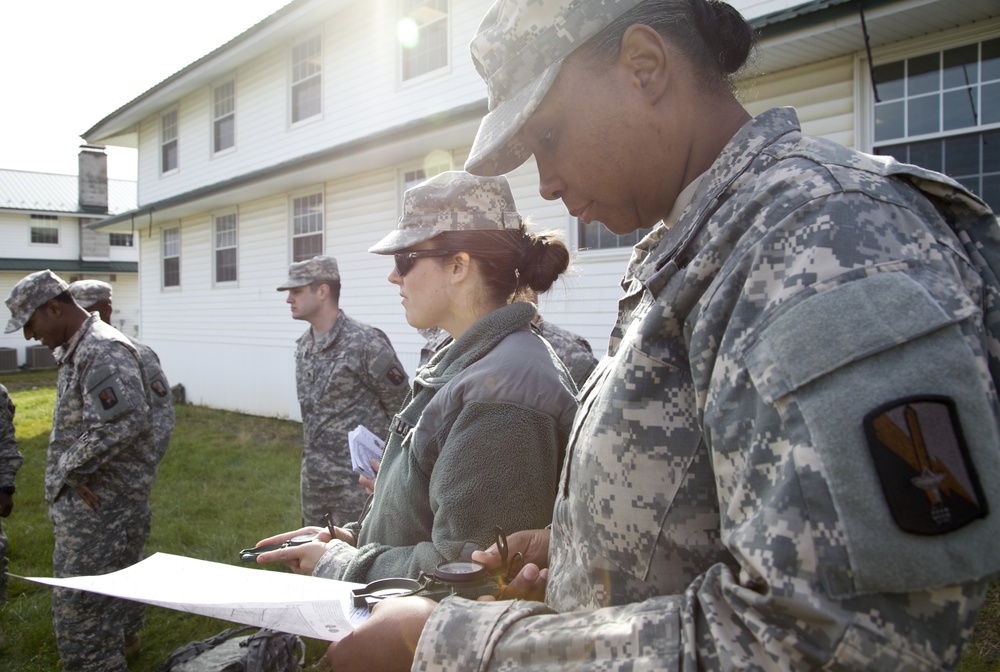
[{"left": 857, "top": 0, "right": 880, "bottom": 102}]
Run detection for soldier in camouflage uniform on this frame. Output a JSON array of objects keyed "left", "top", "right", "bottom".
[
  {"left": 278, "top": 256, "right": 409, "bottom": 527},
  {"left": 5, "top": 270, "right": 153, "bottom": 672},
  {"left": 0, "top": 383, "right": 23, "bottom": 650},
  {"left": 69, "top": 279, "right": 175, "bottom": 656},
  {"left": 325, "top": 1, "right": 1000, "bottom": 671}
]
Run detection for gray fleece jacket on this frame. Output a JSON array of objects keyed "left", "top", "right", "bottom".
[{"left": 312, "top": 301, "right": 578, "bottom": 584}]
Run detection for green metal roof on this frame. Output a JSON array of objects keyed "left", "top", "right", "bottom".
[{"left": 0, "top": 258, "right": 137, "bottom": 274}]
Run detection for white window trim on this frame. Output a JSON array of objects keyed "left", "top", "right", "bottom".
[
  {"left": 290, "top": 34, "right": 323, "bottom": 127},
  {"left": 213, "top": 211, "right": 239, "bottom": 286},
  {"left": 162, "top": 225, "right": 181, "bottom": 290},
  {"left": 856, "top": 20, "right": 1000, "bottom": 154},
  {"left": 160, "top": 108, "right": 180, "bottom": 176},
  {"left": 289, "top": 188, "right": 326, "bottom": 263},
  {"left": 212, "top": 77, "right": 237, "bottom": 157},
  {"left": 398, "top": 0, "right": 451, "bottom": 87},
  {"left": 28, "top": 214, "right": 60, "bottom": 247}
]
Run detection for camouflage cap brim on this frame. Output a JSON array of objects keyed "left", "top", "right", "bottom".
[
  {"left": 465, "top": 62, "right": 562, "bottom": 177},
  {"left": 4, "top": 269, "right": 69, "bottom": 333},
  {"left": 368, "top": 228, "right": 446, "bottom": 255}
]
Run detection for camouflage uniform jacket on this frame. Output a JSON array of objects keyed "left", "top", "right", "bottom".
[
  {"left": 128, "top": 337, "right": 174, "bottom": 466},
  {"left": 295, "top": 311, "right": 408, "bottom": 477},
  {"left": 47, "top": 314, "right": 154, "bottom": 504},
  {"left": 0, "top": 384, "right": 22, "bottom": 492},
  {"left": 533, "top": 317, "right": 597, "bottom": 389},
  {"left": 415, "top": 107, "right": 1000, "bottom": 671},
  {"left": 313, "top": 301, "right": 577, "bottom": 584}
]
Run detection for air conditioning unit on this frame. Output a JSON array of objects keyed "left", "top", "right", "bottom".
[
  {"left": 26, "top": 345, "right": 56, "bottom": 369},
  {"left": 0, "top": 348, "right": 16, "bottom": 372}
]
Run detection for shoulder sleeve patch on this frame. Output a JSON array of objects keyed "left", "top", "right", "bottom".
[{"left": 864, "top": 394, "right": 988, "bottom": 535}]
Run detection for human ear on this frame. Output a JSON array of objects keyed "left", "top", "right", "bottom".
[
  {"left": 618, "top": 24, "right": 670, "bottom": 103},
  {"left": 450, "top": 252, "right": 472, "bottom": 283}
]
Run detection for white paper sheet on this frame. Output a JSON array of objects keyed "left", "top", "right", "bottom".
[
  {"left": 348, "top": 424, "right": 384, "bottom": 478},
  {"left": 15, "top": 552, "right": 370, "bottom": 641}
]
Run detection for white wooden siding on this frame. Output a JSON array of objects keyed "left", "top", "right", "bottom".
[{"left": 740, "top": 55, "right": 856, "bottom": 147}]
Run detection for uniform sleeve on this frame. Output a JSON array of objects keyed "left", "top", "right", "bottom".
[
  {"left": 58, "top": 343, "right": 151, "bottom": 487},
  {"left": 412, "top": 192, "right": 1000, "bottom": 670},
  {"left": 0, "top": 387, "right": 22, "bottom": 489},
  {"left": 362, "top": 330, "right": 409, "bottom": 420},
  {"left": 337, "top": 401, "right": 562, "bottom": 585}
]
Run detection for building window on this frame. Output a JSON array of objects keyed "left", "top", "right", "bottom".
[
  {"left": 109, "top": 233, "right": 134, "bottom": 247},
  {"left": 161, "top": 109, "right": 179, "bottom": 173},
  {"left": 214, "top": 213, "right": 238, "bottom": 283},
  {"left": 291, "top": 36, "right": 322, "bottom": 123},
  {"left": 30, "top": 214, "right": 59, "bottom": 244},
  {"left": 163, "top": 227, "right": 180, "bottom": 287},
  {"left": 577, "top": 219, "right": 653, "bottom": 251},
  {"left": 399, "top": 0, "right": 448, "bottom": 81},
  {"left": 292, "top": 193, "right": 323, "bottom": 262},
  {"left": 873, "top": 37, "right": 1000, "bottom": 212},
  {"left": 213, "top": 80, "right": 236, "bottom": 154}
]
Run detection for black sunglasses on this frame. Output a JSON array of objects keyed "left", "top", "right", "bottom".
[{"left": 393, "top": 249, "right": 456, "bottom": 276}]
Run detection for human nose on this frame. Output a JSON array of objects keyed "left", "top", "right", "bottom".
[
  {"left": 22, "top": 325, "right": 33, "bottom": 340},
  {"left": 536, "top": 157, "right": 565, "bottom": 202},
  {"left": 388, "top": 267, "right": 402, "bottom": 285}
]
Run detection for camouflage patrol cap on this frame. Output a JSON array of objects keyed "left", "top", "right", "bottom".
[
  {"left": 5, "top": 269, "right": 70, "bottom": 333},
  {"left": 465, "top": 0, "right": 644, "bottom": 176},
  {"left": 277, "top": 255, "right": 340, "bottom": 291},
  {"left": 368, "top": 171, "right": 523, "bottom": 254},
  {"left": 68, "top": 279, "right": 113, "bottom": 307}
]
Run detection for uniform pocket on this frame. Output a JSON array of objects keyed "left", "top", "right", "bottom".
[{"left": 744, "top": 271, "right": 1000, "bottom": 598}]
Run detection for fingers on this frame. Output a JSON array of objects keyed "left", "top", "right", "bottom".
[
  {"left": 493, "top": 563, "right": 547, "bottom": 602},
  {"left": 255, "top": 526, "right": 324, "bottom": 547}
]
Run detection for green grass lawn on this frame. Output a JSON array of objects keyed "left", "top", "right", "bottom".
[
  {"left": 1, "top": 368, "right": 998, "bottom": 671},
  {"left": 1, "top": 368, "right": 332, "bottom": 670}
]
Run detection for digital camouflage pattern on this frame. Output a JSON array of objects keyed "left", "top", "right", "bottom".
[
  {"left": 368, "top": 171, "right": 522, "bottom": 254},
  {"left": 296, "top": 311, "right": 408, "bottom": 527},
  {"left": 3, "top": 269, "right": 68, "bottom": 333},
  {"left": 466, "top": 0, "right": 645, "bottom": 176},
  {"left": 0, "top": 384, "right": 22, "bottom": 605},
  {"left": 415, "top": 107, "right": 1000, "bottom": 670},
  {"left": 533, "top": 317, "right": 597, "bottom": 389},
  {"left": 48, "top": 313, "right": 154, "bottom": 672}
]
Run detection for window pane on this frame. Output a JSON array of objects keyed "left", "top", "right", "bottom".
[
  {"left": 983, "top": 130, "right": 1000, "bottom": 173},
  {"left": 216, "top": 248, "right": 237, "bottom": 283},
  {"left": 162, "top": 140, "right": 178, "bottom": 172},
  {"left": 945, "top": 134, "right": 980, "bottom": 177},
  {"left": 214, "top": 116, "right": 235, "bottom": 152},
  {"left": 943, "top": 88, "right": 978, "bottom": 131},
  {"left": 907, "top": 94, "right": 939, "bottom": 136},
  {"left": 874, "top": 100, "right": 904, "bottom": 141},
  {"left": 109, "top": 233, "right": 133, "bottom": 247},
  {"left": 908, "top": 53, "right": 940, "bottom": 96},
  {"left": 873, "top": 60, "right": 905, "bottom": 100},
  {"left": 982, "top": 174, "right": 1000, "bottom": 214},
  {"left": 164, "top": 258, "right": 180, "bottom": 287},
  {"left": 943, "top": 44, "right": 979, "bottom": 88},
  {"left": 292, "top": 78, "right": 321, "bottom": 123},
  {"left": 293, "top": 234, "right": 323, "bottom": 262},
  {"left": 31, "top": 227, "right": 58, "bottom": 244},
  {"left": 875, "top": 143, "right": 908, "bottom": 163},
  {"left": 909, "top": 139, "right": 943, "bottom": 173},
  {"left": 983, "top": 37, "right": 1000, "bottom": 82},
  {"left": 983, "top": 82, "right": 1000, "bottom": 125}
]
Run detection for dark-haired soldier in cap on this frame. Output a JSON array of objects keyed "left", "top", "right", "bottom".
[
  {"left": 5, "top": 270, "right": 153, "bottom": 671},
  {"left": 68, "top": 278, "right": 174, "bottom": 657},
  {"left": 277, "top": 255, "right": 409, "bottom": 528}
]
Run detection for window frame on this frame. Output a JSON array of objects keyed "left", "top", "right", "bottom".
[
  {"left": 160, "top": 108, "right": 179, "bottom": 175},
  {"left": 399, "top": 0, "right": 450, "bottom": 84},
  {"left": 861, "top": 29, "right": 1000, "bottom": 214},
  {"left": 212, "top": 78, "right": 236, "bottom": 155},
  {"left": 162, "top": 226, "right": 181, "bottom": 289},
  {"left": 109, "top": 232, "right": 134, "bottom": 247},
  {"left": 29, "top": 214, "right": 59, "bottom": 246},
  {"left": 213, "top": 212, "right": 238, "bottom": 285},
  {"left": 290, "top": 35, "right": 323, "bottom": 125},
  {"left": 290, "top": 191, "right": 325, "bottom": 263}
]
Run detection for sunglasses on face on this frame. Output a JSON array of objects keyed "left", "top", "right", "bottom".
[{"left": 393, "top": 249, "right": 456, "bottom": 276}]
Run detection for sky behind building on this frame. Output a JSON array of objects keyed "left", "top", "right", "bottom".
[{"left": 0, "top": 0, "right": 292, "bottom": 181}]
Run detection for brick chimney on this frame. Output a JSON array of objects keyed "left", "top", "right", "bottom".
[{"left": 78, "top": 144, "right": 108, "bottom": 214}]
